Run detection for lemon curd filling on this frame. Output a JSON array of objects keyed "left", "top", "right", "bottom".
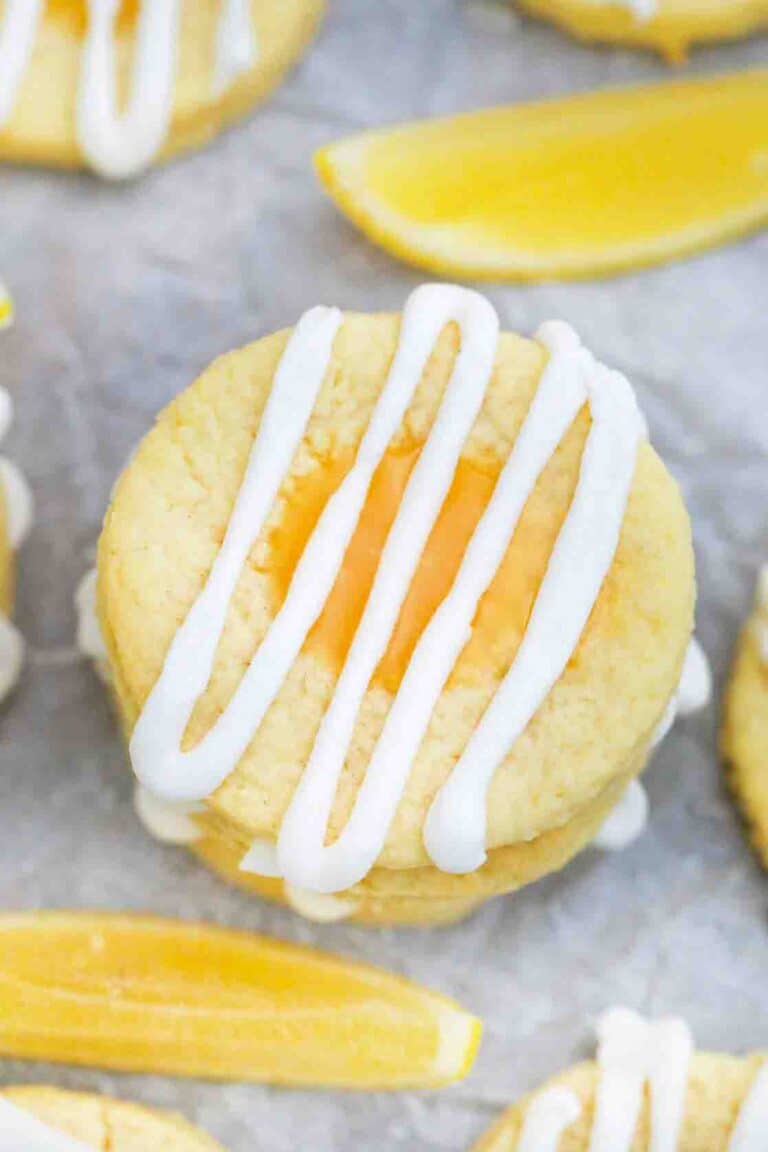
[
  {"left": 48, "top": 0, "right": 140, "bottom": 34},
  {"left": 267, "top": 424, "right": 586, "bottom": 695}
]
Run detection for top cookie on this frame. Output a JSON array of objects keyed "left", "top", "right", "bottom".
[
  {"left": 0, "top": 0, "right": 325, "bottom": 179},
  {"left": 98, "top": 285, "right": 695, "bottom": 889}
]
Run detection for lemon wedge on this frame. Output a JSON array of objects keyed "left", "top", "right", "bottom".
[
  {"left": 316, "top": 72, "right": 768, "bottom": 282},
  {"left": 0, "top": 912, "right": 480, "bottom": 1088}
]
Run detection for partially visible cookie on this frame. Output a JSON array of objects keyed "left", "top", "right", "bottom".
[
  {"left": 472, "top": 1006, "right": 768, "bottom": 1152},
  {"left": 515, "top": 0, "right": 768, "bottom": 63},
  {"left": 722, "top": 568, "right": 768, "bottom": 867},
  {"left": 0, "top": 0, "right": 325, "bottom": 179},
  {"left": 0, "top": 1086, "right": 223, "bottom": 1151}
]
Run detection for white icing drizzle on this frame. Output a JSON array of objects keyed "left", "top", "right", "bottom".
[
  {"left": 214, "top": 0, "right": 259, "bottom": 95},
  {"left": 728, "top": 1065, "right": 768, "bottom": 1152},
  {"left": 651, "top": 636, "right": 711, "bottom": 749},
  {"left": 75, "top": 567, "right": 109, "bottom": 680},
  {"left": 652, "top": 698, "right": 678, "bottom": 749},
  {"left": 0, "top": 387, "right": 10, "bottom": 441},
  {"left": 0, "top": 0, "right": 259, "bottom": 179},
  {"left": 130, "top": 304, "right": 343, "bottom": 797},
  {"left": 78, "top": 0, "right": 182, "bottom": 180},
  {"left": 0, "top": 383, "right": 33, "bottom": 559},
  {"left": 131, "top": 283, "right": 647, "bottom": 895},
  {"left": 514, "top": 1008, "right": 768, "bottom": 1152},
  {"left": 276, "top": 287, "right": 500, "bottom": 892},
  {"left": 0, "top": 1099, "right": 90, "bottom": 1152},
  {"left": 592, "top": 779, "right": 648, "bottom": 852},
  {"left": 424, "top": 326, "right": 643, "bottom": 877},
  {"left": 515, "top": 1087, "right": 581, "bottom": 1152},
  {"left": 283, "top": 885, "right": 357, "bottom": 924},
  {"left": 0, "top": 369, "right": 30, "bottom": 704},
  {"left": 75, "top": 607, "right": 342, "bottom": 922},
  {"left": 0, "top": 0, "right": 44, "bottom": 128},
  {"left": 676, "top": 636, "right": 711, "bottom": 716},
  {"left": 590, "top": 1009, "right": 692, "bottom": 1152},
  {"left": 0, "top": 612, "right": 24, "bottom": 703},
  {"left": 73, "top": 571, "right": 210, "bottom": 849},
  {"left": 240, "top": 836, "right": 282, "bottom": 877},
  {"left": 133, "top": 783, "right": 202, "bottom": 845},
  {"left": 595, "top": 635, "right": 711, "bottom": 854},
  {"left": 0, "top": 456, "right": 33, "bottom": 549},
  {"left": 74, "top": 572, "right": 353, "bottom": 921},
  {"left": 133, "top": 784, "right": 356, "bottom": 925}
]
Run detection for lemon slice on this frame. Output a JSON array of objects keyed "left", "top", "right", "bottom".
[
  {"left": 316, "top": 72, "right": 768, "bottom": 282},
  {"left": 0, "top": 281, "right": 14, "bottom": 330},
  {"left": 0, "top": 912, "right": 480, "bottom": 1088}
]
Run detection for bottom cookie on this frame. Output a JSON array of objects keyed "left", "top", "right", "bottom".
[{"left": 190, "top": 764, "right": 633, "bottom": 926}]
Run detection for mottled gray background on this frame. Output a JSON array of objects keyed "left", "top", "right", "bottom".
[{"left": 0, "top": 1, "right": 766, "bottom": 1148}]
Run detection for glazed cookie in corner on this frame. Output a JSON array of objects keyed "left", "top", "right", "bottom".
[
  {"left": 0, "top": 1086, "right": 223, "bottom": 1150},
  {"left": 471, "top": 1006, "right": 768, "bottom": 1151},
  {"left": 0, "top": 281, "right": 33, "bottom": 704},
  {"left": 722, "top": 567, "right": 768, "bottom": 867},
  {"left": 92, "top": 284, "right": 699, "bottom": 926},
  {"left": 513, "top": 0, "right": 768, "bottom": 63},
  {"left": 0, "top": 0, "right": 325, "bottom": 180}
]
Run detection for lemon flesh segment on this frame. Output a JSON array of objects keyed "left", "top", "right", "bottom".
[
  {"left": 316, "top": 71, "right": 768, "bottom": 282},
  {"left": 0, "top": 912, "right": 480, "bottom": 1088}
]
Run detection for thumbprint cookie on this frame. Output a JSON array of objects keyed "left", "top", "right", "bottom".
[
  {"left": 92, "top": 284, "right": 698, "bottom": 924},
  {"left": 0, "top": 0, "right": 324, "bottom": 179},
  {"left": 471, "top": 1006, "right": 767, "bottom": 1152}
]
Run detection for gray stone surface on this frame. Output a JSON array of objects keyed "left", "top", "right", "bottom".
[{"left": 0, "top": 2, "right": 766, "bottom": 1148}]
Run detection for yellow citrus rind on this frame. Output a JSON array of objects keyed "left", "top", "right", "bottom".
[
  {"left": 316, "top": 72, "right": 768, "bottom": 283},
  {"left": 0, "top": 912, "right": 480, "bottom": 1088}
]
